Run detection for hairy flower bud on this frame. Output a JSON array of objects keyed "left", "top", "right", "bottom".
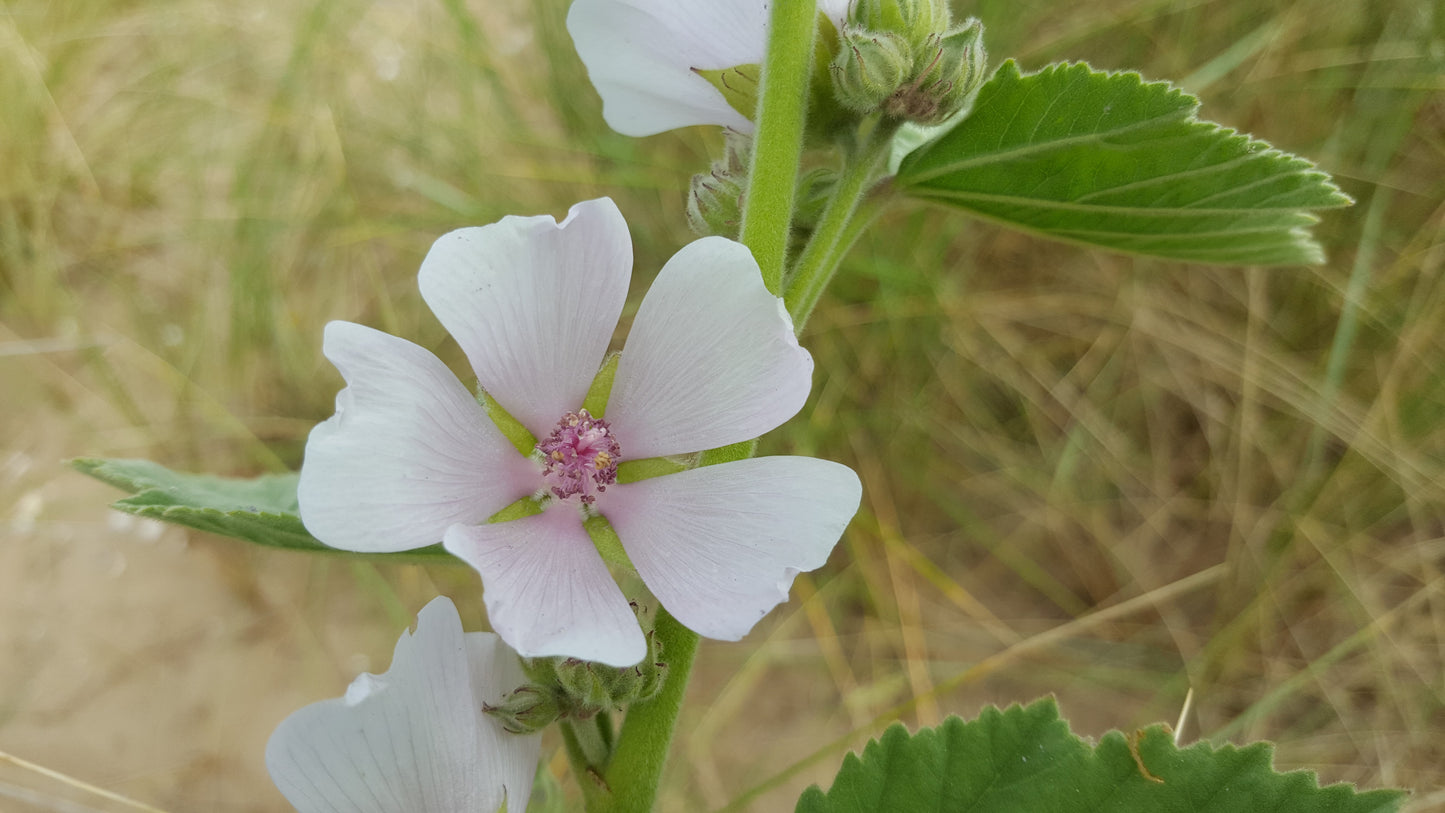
[
  {"left": 793, "top": 167, "right": 839, "bottom": 233},
  {"left": 686, "top": 171, "right": 744, "bottom": 238},
  {"left": 830, "top": 28, "right": 912, "bottom": 114},
  {"left": 885, "top": 18, "right": 987, "bottom": 125},
  {"left": 849, "top": 0, "right": 950, "bottom": 49},
  {"left": 483, "top": 685, "right": 563, "bottom": 734},
  {"left": 687, "top": 132, "right": 750, "bottom": 237},
  {"left": 553, "top": 628, "right": 667, "bottom": 712}
]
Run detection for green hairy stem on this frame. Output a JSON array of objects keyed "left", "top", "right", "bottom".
[
  {"left": 592, "top": 2, "right": 821, "bottom": 809},
  {"left": 738, "top": 0, "right": 820, "bottom": 296}
]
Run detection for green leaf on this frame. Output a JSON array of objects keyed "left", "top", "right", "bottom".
[
  {"left": 796, "top": 698, "right": 1405, "bottom": 813},
  {"left": 895, "top": 61, "right": 1352, "bottom": 265},
  {"left": 70, "top": 457, "right": 455, "bottom": 561}
]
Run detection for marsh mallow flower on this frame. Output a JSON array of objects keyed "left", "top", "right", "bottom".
[
  {"left": 566, "top": 0, "right": 851, "bottom": 136},
  {"left": 298, "top": 198, "right": 862, "bottom": 667},
  {"left": 266, "top": 596, "right": 541, "bottom": 813}
]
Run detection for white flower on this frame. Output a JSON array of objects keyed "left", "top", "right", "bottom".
[
  {"left": 266, "top": 597, "right": 541, "bottom": 813},
  {"left": 298, "top": 198, "right": 862, "bottom": 667},
  {"left": 567, "top": 0, "right": 851, "bottom": 137}
]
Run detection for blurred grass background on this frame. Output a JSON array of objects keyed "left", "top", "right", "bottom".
[{"left": 1, "top": 0, "right": 1442, "bottom": 810}]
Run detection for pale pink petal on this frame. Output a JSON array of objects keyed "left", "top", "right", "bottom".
[
  {"left": 418, "top": 198, "right": 631, "bottom": 440},
  {"left": 444, "top": 506, "right": 647, "bottom": 666},
  {"left": 298, "top": 321, "right": 538, "bottom": 553},
  {"left": 606, "top": 237, "right": 813, "bottom": 459},
  {"left": 601, "top": 457, "right": 861, "bottom": 640},
  {"left": 266, "top": 597, "right": 541, "bottom": 813}
]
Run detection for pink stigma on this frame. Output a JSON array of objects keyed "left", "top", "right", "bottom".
[{"left": 536, "top": 410, "right": 621, "bottom": 505}]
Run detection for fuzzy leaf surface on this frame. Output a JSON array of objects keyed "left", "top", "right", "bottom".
[
  {"left": 895, "top": 61, "right": 1352, "bottom": 265},
  {"left": 796, "top": 698, "right": 1404, "bottom": 813},
  {"left": 71, "top": 457, "right": 454, "bottom": 561}
]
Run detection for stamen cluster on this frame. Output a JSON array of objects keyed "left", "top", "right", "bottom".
[{"left": 536, "top": 409, "right": 621, "bottom": 504}]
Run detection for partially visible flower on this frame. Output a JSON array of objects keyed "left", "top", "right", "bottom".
[
  {"left": 567, "top": 0, "right": 850, "bottom": 136},
  {"left": 299, "top": 198, "right": 862, "bottom": 667},
  {"left": 266, "top": 597, "right": 541, "bottom": 813}
]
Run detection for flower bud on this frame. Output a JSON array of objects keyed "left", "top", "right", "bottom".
[
  {"left": 849, "top": 0, "right": 950, "bottom": 49},
  {"left": 793, "top": 167, "right": 839, "bottom": 232},
  {"left": 554, "top": 658, "right": 616, "bottom": 711},
  {"left": 483, "top": 685, "right": 563, "bottom": 734},
  {"left": 830, "top": 28, "right": 911, "bottom": 114},
  {"left": 687, "top": 171, "right": 744, "bottom": 237},
  {"left": 686, "top": 132, "right": 750, "bottom": 238},
  {"left": 885, "top": 18, "right": 987, "bottom": 125},
  {"left": 553, "top": 628, "right": 667, "bottom": 712}
]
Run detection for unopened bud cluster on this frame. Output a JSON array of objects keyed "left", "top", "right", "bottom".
[
  {"left": 830, "top": 0, "right": 986, "bottom": 125},
  {"left": 687, "top": 132, "right": 750, "bottom": 237},
  {"left": 485, "top": 626, "right": 667, "bottom": 734}
]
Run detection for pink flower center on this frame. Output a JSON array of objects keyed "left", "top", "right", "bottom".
[{"left": 536, "top": 409, "right": 621, "bottom": 505}]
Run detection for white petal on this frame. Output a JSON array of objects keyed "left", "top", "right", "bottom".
[
  {"left": 567, "top": 0, "right": 853, "bottom": 137},
  {"left": 567, "top": 0, "right": 766, "bottom": 136},
  {"left": 462, "top": 632, "right": 539, "bottom": 812},
  {"left": 266, "top": 597, "right": 541, "bottom": 813},
  {"left": 444, "top": 506, "right": 647, "bottom": 666},
  {"left": 601, "top": 457, "right": 861, "bottom": 640},
  {"left": 817, "top": 0, "right": 851, "bottom": 26},
  {"left": 298, "top": 322, "right": 539, "bottom": 553},
  {"left": 418, "top": 198, "right": 631, "bottom": 440},
  {"left": 607, "top": 237, "right": 813, "bottom": 459}
]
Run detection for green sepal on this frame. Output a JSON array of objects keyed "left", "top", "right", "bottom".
[
  {"left": 616, "top": 456, "right": 689, "bottom": 484},
  {"left": 489, "top": 495, "right": 544, "bottom": 524},
  {"left": 583, "top": 352, "right": 619, "bottom": 417},
  {"left": 480, "top": 388, "right": 537, "bottom": 456},
  {"left": 698, "top": 438, "right": 758, "bottom": 467},
  {"left": 70, "top": 457, "right": 458, "bottom": 562},
  {"left": 583, "top": 514, "right": 635, "bottom": 571},
  {"left": 694, "top": 64, "right": 761, "bottom": 122}
]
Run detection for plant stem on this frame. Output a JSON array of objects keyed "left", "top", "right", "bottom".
[
  {"left": 593, "top": 4, "right": 820, "bottom": 809},
  {"left": 564, "top": 715, "right": 614, "bottom": 769},
  {"left": 597, "top": 609, "right": 700, "bottom": 811},
  {"left": 738, "top": 0, "right": 820, "bottom": 296},
  {"left": 562, "top": 717, "right": 614, "bottom": 811},
  {"left": 785, "top": 123, "right": 897, "bottom": 330}
]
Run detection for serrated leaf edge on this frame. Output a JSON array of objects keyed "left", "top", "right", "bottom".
[
  {"left": 895, "top": 60, "right": 1346, "bottom": 213},
  {"left": 798, "top": 698, "right": 1406, "bottom": 812}
]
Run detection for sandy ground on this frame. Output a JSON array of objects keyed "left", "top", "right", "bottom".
[{"left": 1, "top": 337, "right": 360, "bottom": 811}]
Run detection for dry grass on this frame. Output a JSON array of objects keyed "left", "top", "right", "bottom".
[{"left": 1, "top": 0, "right": 1442, "bottom": 810}]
